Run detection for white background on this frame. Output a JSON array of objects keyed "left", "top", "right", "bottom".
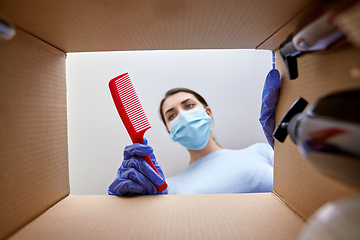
[{"left": 66, "top": 49, "right": 272, "bottom": 195}]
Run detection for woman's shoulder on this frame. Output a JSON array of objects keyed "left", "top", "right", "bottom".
[
  {"left": 223, "top": 143, "right": 272, "bottom": 154},
  {"left": 246, "top": 142, "right": 272, "bottom": 149},
  {"left": 224, "top": 143, "right": 273, "bottom": 163}
]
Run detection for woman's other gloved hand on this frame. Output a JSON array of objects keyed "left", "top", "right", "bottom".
[
  {"left": 108, "top": 139, "right": 168, "bottom": 196},
  {"left": 259, "top": 69, "right": 280, "bottom": 149}
]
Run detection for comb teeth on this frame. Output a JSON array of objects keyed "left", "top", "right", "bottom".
[{"left": 114, "top": 74, "right": 151, "bottom": 132}]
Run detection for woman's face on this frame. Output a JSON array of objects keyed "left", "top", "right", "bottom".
[{"left": 162, "top": 92, "right": 208, "bottom": 129}]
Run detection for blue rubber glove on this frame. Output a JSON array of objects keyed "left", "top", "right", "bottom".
[
  {"left": 259, "top": 69, "right": 280, "bottom": 149},
  {"left": 108, "top": 139, "right": 168, "bottom": 196}
]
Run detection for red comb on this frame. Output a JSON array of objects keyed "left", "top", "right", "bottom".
[{"left": 109, "top": 73, "right": 167, "bottom": 193}]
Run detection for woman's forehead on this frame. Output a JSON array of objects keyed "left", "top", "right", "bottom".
[{"left": 163, "top": 92, "right": 198, "bottom": 112}]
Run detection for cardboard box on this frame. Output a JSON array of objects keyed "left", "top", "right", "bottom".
[{"left": 1, "top": 1, "right": 359, "bottom": 239}]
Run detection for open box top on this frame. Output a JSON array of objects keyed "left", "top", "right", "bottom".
[{"left": 1, "top": 0, "right": 360, "bottom": 239}]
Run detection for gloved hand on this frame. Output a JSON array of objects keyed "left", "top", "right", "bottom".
[
  {"left": 108, "top": 138, "right": 168, "bottom": 196},
  {"left": 259, "top": 69, "right": 280, "bottom": 149}
]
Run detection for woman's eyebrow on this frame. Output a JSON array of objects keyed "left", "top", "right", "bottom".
[
  {"left": 165, "top": 107, "right": 175, "bottom": 116},
  {"left": 181, "top": 98, "right": 192, "bottom": 105}
]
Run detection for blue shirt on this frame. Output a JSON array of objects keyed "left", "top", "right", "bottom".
[{"left": 166, "top": 143, "right": 274, "bottom": 194}]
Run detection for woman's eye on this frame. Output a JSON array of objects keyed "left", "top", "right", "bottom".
[
  {"left": 186, "top": 103, "right": 194, "bottom": 109},
  {"left": 168, "top": 113, "right": 176, "bottom": 121}
]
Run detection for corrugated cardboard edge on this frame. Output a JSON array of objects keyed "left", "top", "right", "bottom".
[
  {"left": 0, "top": 27, "right": 69, "bottom": 239},
  {"left": 272, "top": 190, "right": 307, "bottom": 222}
]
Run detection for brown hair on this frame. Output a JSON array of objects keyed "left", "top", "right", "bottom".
[{"left": 159, "top": 88, "right": 208, "bottom": 127}]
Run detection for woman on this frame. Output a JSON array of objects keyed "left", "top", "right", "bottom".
[{"left": 108, "top": 88, "right": 274, "bottom": 195}]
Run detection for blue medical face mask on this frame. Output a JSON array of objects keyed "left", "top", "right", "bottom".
[{"left": 168, "top": 108, "right": 211, "bottom": 150}]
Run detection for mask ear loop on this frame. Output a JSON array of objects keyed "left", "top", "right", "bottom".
[
  {"left": 204, "top": 106, "right": 221, "bottom": 148},
  {"left": 206, "top": 111, "right": 221, "bottom": 148},
  {"left": 205, "top": 106, "right": 216, "bottom": 138}
]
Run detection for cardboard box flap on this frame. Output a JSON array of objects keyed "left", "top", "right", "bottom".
[
  {"left": 337, "top": 1, "right": 360, "bottom": 48},
  {"left": 257, "top": 5, "right": 310, "bottom": 50},
  {"left": 258, "top": 0, "right": 360, "bottom": 51},
  {"left": 9, "top": 194, "right": 304, "bottom": 240},
  {"left": 0, "top": 29, "right": 69, "bottom": 239},
  {"left": 273, "top": 46, "right": 360, "bottom": 220},
  {"left": 0, "top": 0, "right": 311, "bottom": 52}
]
